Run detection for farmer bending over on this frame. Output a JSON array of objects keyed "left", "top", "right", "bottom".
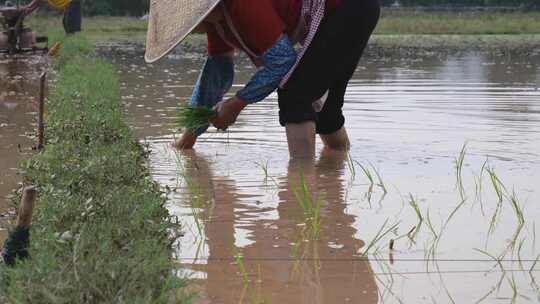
[
  {"left": 23, "top": 0, "right": 81, "bottom": 34},
  {"left": 145, "top": 0, "right": 380, "bottom": 159}
]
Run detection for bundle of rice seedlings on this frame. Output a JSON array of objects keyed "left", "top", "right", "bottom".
[{"left": 176, "top": 104, "right": 217, "bottom": 131}]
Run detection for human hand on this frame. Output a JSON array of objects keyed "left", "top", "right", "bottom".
[
  {"left": 211, "top": 96, "right": 247, "bottom": 131},
  {"left": 171, "top": 131, "right": 198, "bottom": 150}
]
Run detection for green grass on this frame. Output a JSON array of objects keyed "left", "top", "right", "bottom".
[
  {"left": 0, "top": 32, "right": 191, "bottom": 302},
  {"left": 25, "top": 12, "right": 540, "bottom": 49},
  {"left": 377, "top": 10, "right": 540, "bottom": 35}
]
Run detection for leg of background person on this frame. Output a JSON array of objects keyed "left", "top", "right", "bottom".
[
  {"left": 62, "top": 9, "right": 68, "bottom": 34},
  {"left": 64, "top": 0, "right": 82, "bottom": 34}
]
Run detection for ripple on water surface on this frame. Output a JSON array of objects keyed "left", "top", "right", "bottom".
[{"left": 110, "top": 48, "right": 540, "bottom": 303}]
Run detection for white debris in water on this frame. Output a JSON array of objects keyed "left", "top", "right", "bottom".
[{"left": 328, "top": 242, "right": 344, "bottom": 249}]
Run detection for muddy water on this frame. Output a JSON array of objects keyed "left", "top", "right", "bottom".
[
  {"left": 106, "top": 46, "right": 540, "bottom": 303},
  {"left": 0, "top": 45, "right": 531, "bottom": 302},
  {"left": 0, "top": 55, "right": 44, "bottom": 243}
]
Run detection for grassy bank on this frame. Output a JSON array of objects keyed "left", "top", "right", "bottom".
[
  {"left": 25, "top": 11, "right": 540, "bottom": 49},
  {"left": 377, "top": 9, "right": 540, "bottom": 34},
  {"left": 0, "top": 32, "right": 191, "bottom": 303}
]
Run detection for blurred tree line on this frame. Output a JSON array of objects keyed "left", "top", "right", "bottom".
[
  {"left": 21, "top": 0, "right": 539, "bottom": 15},
  {"left": 380, "top": 0, "right": 539, "bottom": 8}
]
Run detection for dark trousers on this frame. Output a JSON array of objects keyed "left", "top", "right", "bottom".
[
  {"left": 63, "top": 0, "right": 82, "bottom": 34},
  {"left": 277, "top": 0, "right": 380, "bottom": 134}
]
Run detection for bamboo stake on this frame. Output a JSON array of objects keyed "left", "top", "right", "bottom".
[
  {"left": 37, "top": 71, "right": 46, "bottom": 150},
  {"left": 17, "top": 186, "right": 36, "bottom": 229}
]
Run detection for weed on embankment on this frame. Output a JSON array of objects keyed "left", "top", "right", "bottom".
[{"left": 0, "top": 33, "right": 192, "bottom": 302}]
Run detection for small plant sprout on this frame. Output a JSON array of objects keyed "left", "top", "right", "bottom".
[
  {"left": 234, "top": 248, "right": 250, "bottom": 288},
  {"left": 371, "top": 163, "right": 388, "bottom": 194},
  {"left": 530, "top": 254, "right": 540, "bottom": 276},
  {"left": 485, "top": 166, "right": 507, "bottom": 235},
  {"left": 345, "top": 149, "right": 356, "bottom": 180},
  {"left": 355, "top": 161, "right": 375, "bottom": 193},
  {"left": 408, "top": 194, "right": 424, "bottom": 234},
  {"left": 454, "top": 142, "right": 467, "bottom": 199},
  {"left": 361, "top": 219, "right": 400, "bottom": 256},
  {"left": 508, "top": 190, "right": 525, "bottom": 250},
  {"left": 255, "top": 160, "right": 270, "bottom": 180},
  {"left": 508, "top": 275, "right": 518, "bottom": 304},
  {"left": 176, "top": 103, "right": 217, "bottom": 131},
  {"left": 486, "top": 166, "right": 506, "bottom": 203},
  {"left": 290, "top": 172, "right": 322, "bottom": 241},
  {"left": 474, "top": 159, "right": 488, "bottom": 213},
  {"left": 255, "top": 160, "right": 279, "bottom": 188}
]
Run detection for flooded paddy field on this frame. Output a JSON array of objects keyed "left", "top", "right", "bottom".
[
  {"left": 106, "top": 45, "right": 540, "bottom": 303},
  {"left": 0, "top": 44, "right": 539, "bottom": 303}
]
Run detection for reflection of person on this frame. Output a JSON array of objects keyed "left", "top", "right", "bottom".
[
  {"left": 145, "top": 0, "right": 380, "bottom": 159},
  {"left": 23, "top": 0, "right": 81, "bottom": 34},
  {"left": 178, "top": 150, "right": 378, "bottom": 303}
]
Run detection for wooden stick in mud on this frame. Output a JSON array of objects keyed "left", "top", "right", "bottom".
[
  {"left": 16, "top": 186, "right": 36, "bottom": 229},
  {"left": 37, "top": 72, "right": 46, "bottom": 150}
]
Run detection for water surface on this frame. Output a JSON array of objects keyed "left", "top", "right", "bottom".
[{"left": 107, "top": 46, "right": 540, "bottom": 303}]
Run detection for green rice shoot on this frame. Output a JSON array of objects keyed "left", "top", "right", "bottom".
[{"left": 176, "top": 103, "right": 217, "bottom": 131}]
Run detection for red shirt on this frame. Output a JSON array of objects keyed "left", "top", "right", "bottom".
[{"left": 207, "top": 0, "right": 342, "bottom": 56}]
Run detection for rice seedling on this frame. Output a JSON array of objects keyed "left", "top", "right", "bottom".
[
  {"left": 473, "top": 159, "right": 488, "bottom": 214},
  {"left": 233, "top": 248, "right": 250, "bottom": 288},
  {"left": 486, "top": 166, "right": 506, "bottom": 235},
  {"left": 408, "top": 194, "right": 423, "bottom": 239},
  {"left": 355, "top": 161, "right": 375, "bottom": 193},
  {"left": 425, "top": 209, "right": 438, "bottom": 240},
  {"left": 529, "top": 254, "right": 540, "bottom": 275},
  {"left": 361, "top": 219, "right": 400, "bottom": 256},
  {"left": 424, "top": 209, "right": 441, "bottom": 267},
  {"left": 533, "top": 221, "right": 537, "bottom": 256},
  {"left": 233, "top": 248, "right": 268, "bottom": 304},
  {"left": 372, "top": 251, "right": 404, "bottom": 304},
  {"left": 508, "top": 190, "right": 525, "bottom": 250},
  {"left": 517, "top": 238, "right": 526, "bottom": 271},
  {"left": 345, "top": 149, "right": 356, "bottom": 180},
  {"left": 441, "top": 199, "right": 467, "bottom": 236},
  {"left": 255, "top": 160, "right": 279, "bottom": 188},
  {"left": 474, "top": 248, "right": 509, "bottom": 303},
  {"left": 290, "top": 172, "right": 322, "bottom": 241},
  {"left": 486, "top": 166, "right": 506, "bottom": 203},
  {"left": 508, "top": 275, "right": 518, "bottom": 304},
  {"left": 454, "top": 142, "right": 467, "bottom": 199},
  {"left": 474, "top": 248, "right": 506, "bottom": 272},
  {"left": 173, "top": 152, "right": 212, "bottom": 244},
  {"left": 371, "top": 164, "right": 388, "bottom": 194},
  {"left": 176, "top": 103, "right": 217, "bottom": 131}
]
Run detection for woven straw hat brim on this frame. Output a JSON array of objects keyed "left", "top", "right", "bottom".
[{"left": 145, "top": 0, "right": 221, "bottom": 63}]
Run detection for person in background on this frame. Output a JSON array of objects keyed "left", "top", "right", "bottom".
[{"left": 23, "top": 0, "right": 81, "bottom": 34}]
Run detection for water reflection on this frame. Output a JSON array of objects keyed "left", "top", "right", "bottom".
[
  {"left": 0, "top": 56, "right": 42, "bottom": 214},
  {"left": 177, "top": 149, "right": 378, "bottom": 303}
]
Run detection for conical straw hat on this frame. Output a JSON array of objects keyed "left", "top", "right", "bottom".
[{"left": 145, "top": 0, "right": 221, "bottom": 63}]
